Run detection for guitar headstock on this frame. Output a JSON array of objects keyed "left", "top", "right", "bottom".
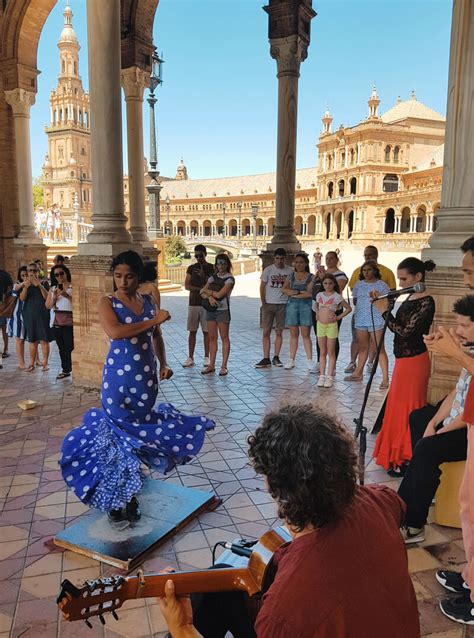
[{"left": 57, "top": 575, "right": 127, "bottom": 626}]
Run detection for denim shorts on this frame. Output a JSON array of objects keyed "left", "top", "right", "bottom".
[
  {"left": 285, "top": 300, "right": 312, "bottom": 327},
  {"left": 206, "top": 310, "right": 231, "bottom": 324}
]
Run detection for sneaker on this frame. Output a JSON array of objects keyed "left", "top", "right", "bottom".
[
  {"left": 107, "top": 508, "right": 123, "bottom": 522},
  {"left": 401, "top": 525, "right": 425, "bottom": 544},
  {"left": 323, "top": 377, "right": 333, "bottom": 388},
  {"left": 439, "top": 595, "right": 474, "bottom": 625},
  {"left": 344, "top": 362, "right": 356, "bottom": 373},
  {"left": 307, "top": 360, "right": 318, "bottom": 374},
  {"left": 125, "top": 496, "right": 141, "bottom": 522},
  {"left": 203, "top": 357, "right": 210, "bottom": 367},
  {"left": 366, "top": 362, "right": 373, "bottom": 372},
  {"left": 436, "top": 570, "right": 471, "bottom": 594},
  {"left": 317, "top": 375, "right": 326, "bottom": 387},
  {"left": 284, "top": 359, "right": 295, "bottom": 370},
  {"left": 255, "top": 358, "right": 272, "bottom": 368},
  {"left": 272, "top": 355, "right": 283, "bottom": 367},
  {"left": 182, "top": 357, "right": 194, "bottom": 368}
]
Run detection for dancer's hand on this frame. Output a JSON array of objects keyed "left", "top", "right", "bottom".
[
  {"left": 154, "top": 309, "right": 171, "bottom": 325},
  {"left": 157, "top": 579, "right": 201, "bottom": 638}
]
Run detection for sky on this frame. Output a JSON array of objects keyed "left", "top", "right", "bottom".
[{"left": 31, "top": 0, "right": 453, "bottom": 180}]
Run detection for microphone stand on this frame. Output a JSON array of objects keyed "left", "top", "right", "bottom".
[{"left": 353, "top": 300, "right": 394, "bottom": 485}]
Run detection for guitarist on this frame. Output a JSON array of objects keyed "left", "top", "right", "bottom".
[{"left": 158, "top": 404, "right": 420, "bottom": 638}]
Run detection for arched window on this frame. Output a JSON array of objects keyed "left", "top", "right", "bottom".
[
  {"left": 325, "top": 213, "right": 332, "bottom": 240},
  {"left": 347, "top": 210, "right": 354, "bottom": 238},
  {"left": 350, "top": 148, "right": 355, "bottom": 164},
  {"left": 350, "top": 177, "right": 357, "bottom": 195},
  {"left": 338, "top": 179, "right": 345, "bottom": 197},
  {"left": 384, "top": 208, "right": 395, "bottom": 234},
  {"left": 74, "top": 61, "right": 77, "bottom": 75},
  {"left": 383, "top": 174, "right": 399, "bottom": 193},
  {"left": 385, "top": 145, "right": 391, "bottom": 162},
  {"left": 62, "top": 60, "right": 66, "bottom": 74},
  {"left": 327, "top": 181, "right": 334, "bottom": 199},
  {"left": 393, "top": 146, "right": 400, "bottom": 162}
]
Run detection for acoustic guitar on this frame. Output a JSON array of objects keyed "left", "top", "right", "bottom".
[{"left": 57, "top": 529, "right": 287, "bottom": 627}]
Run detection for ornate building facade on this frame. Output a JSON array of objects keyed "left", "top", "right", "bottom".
[
  {"left": 156, "top": 89, "right": 445, "bottom": 251},
  {"left": 41, "top": 3, "right": 92, "bottom": 217}
]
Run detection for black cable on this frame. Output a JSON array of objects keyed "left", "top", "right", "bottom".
[{"left": 212, "top": 541, "right": 227, "bottom": 566}]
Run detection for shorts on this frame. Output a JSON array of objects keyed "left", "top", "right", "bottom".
[
  {"left": 261, "top": 304, "right": 286, "bottom": 331},
  {"left": 187, "top": 306, "right": 208, "bottom": 332},
  {"left": 206, "top": 310, "right": 231, "bottom": 324},
  {"left": 317, "top": 322, "right": 339, "bottom": 339},
  {"left": 355, "top": 324, "right": 385, "bottom": 332},
  {"left": 285, "top": 300, "right": 312, "bottom": 327}
]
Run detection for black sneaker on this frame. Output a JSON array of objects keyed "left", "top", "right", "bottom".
[
  {"left": 436, "top": 570, "right": 471, "bottom": 594},
  {"left": 401, "top": 525, "right": 425, "bottom": 544},
  {"left": 440, "top": 595, "right": 474, "bottom": 624},
  {"left": 255, "top": 358, "right": 271, "bottom": 368},
  {"left": 272, "top": 355, "right": 283, "bottom": 367},
  {"left": 126, "top": 496, "right": 141, "bottom": 522}
]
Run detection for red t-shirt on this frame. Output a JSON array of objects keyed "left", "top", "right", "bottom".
[
  {"left": 255, "top": 485, "right": 419, "bottom": 638},
  {"left": 464, "top": 377, "right": 474, "bottom": 425}
]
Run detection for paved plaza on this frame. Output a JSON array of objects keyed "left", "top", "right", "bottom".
[{"left": 0, "top": 272, "right": 470, "bottom": 637}]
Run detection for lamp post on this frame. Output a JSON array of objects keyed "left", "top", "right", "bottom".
[
  {"left": 236, "top": 202, "right": 242, "bottom": 241},
  {"left": 222, "top": 202, "right": 226, "bottom": 238},
  {"left": 252, "top": 203, "right": 259, "bottom": 255},
  {"left": 146, "top": 49, "right": 164, "bottom": 238},
  {"left": 165, "top": 195, "right": 170, "bottom": 235}
]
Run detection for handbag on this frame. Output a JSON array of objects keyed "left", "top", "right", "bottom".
[
  {"left": 201, "top": 276, "right": 226, "bottom": 313},
  {"left": 54, "top": 310, "right": 73, "bottom": 327},
  {"left": 0, "top": 294, "right": 16, "bottom": 318}
]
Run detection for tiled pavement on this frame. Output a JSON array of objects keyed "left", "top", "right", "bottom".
[{"left": 0, "top": 272, "right": 470, "bottom": 637}]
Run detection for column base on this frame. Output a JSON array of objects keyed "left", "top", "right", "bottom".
[
  {"left": 423, "top": 206, "right": 474, "bottom": 267},
  {"left": 11, "top": 240, "right": 48, "bottom": 273},
  {"left": 69, "top": 255, "right": 115, "bottom": 388},
  {"left": 260, "top": 231, "right": 301, "bottom": 268},
  {"left": 78, "top": 242, "right": 137, "bottom": 257},
  {"left": 425, "top": 267, "right": 467, "bottom": 404}
]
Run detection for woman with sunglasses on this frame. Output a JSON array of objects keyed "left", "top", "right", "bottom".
[
  {"left": 200, "top": 253, "right": 235, "bottom": 376},
  {"left": 19, "top": 262, "right": 52, "bottom": 372},
  {"left": 7, "top": 266, "right": 28, "bottom": 369},
  {"left": 46, "top": 265, "right": 74, "bottom": 379}
]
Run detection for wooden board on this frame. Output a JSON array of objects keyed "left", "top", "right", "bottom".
[{"left": 54, "top": 479, "right": 218, "bottom": 570}]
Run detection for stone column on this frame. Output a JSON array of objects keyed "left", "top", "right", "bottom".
[
  {"left": 395, "top": 216, "right": 401, "bottom": 233},
  {"left": 121, "top": 66, "right": 149, "bottom": 244},
  {"left": 4, "top": 89, "right": 42, "bottom": 245},
  {"left": 80, "top": 0, "right": 132, "bottom": 255},
  {"left": 424, "top": 0, "right": 474, "bottom": 265},
  {"left": 261, "top": 0, "right": 316, "bottom": 266}
]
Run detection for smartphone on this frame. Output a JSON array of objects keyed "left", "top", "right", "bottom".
[{"left": 58, "top": 284, "right": 63, "bottom": 291}]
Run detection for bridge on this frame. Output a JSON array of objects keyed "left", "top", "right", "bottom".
[{"left": 183, "top": 235, "right": 249, "bottom": 258}]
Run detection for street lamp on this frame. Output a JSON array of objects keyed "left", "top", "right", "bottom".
[
  {"left": 251, "top": 203, "right": 259, "bottom": 255},
  {"left": 236, "top": 202, "right": 242, "bottom": 241},
  {"left": 222, "top": 202, "right": 226, "bottom": 238},
  {"left": 165, "top": 195, "right": 170, "bottom": 235},
  {"left": 146, "top": 48, "right": 164, "bottom": 238}
]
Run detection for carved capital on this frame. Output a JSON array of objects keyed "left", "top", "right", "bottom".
[
  {"left": 4, "top": 88, "right": 36, "bottom": 117},
  {"left": 121, "top": 67, "right": 149, "bottom": 101},
  {"left": 269, "top": 35, "right": 308, "bottom": 77}
]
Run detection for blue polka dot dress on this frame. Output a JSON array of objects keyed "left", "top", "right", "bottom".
[{"left": 60, "top": 294, "right": 215, "bottom": 512}]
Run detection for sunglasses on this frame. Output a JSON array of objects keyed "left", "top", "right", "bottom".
[{"left": 216, "top": 260, "right": 226, "bottom": 265}]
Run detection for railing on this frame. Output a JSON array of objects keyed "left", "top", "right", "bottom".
[
  {"left": 164, "top": 265, "right": 188, "bottom": 285},
  {"left": 79, "top": 222, "right": 93, "bottom": 242}
]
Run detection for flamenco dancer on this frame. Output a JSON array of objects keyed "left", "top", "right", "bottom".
[{"left": 60, "top": 251, "right": 215, "bottom": 522}]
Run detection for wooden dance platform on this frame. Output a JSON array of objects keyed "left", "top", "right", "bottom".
[{"left": 54, "top": 479, "right": 218, "bottom": 570}]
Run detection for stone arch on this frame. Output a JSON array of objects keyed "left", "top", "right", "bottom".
[
  {"left": 256, "top": 217, "right": 264, "bottom": 235},
  {"left": 347, "top": 210, "right": 354, "bottom": 238},
  {"left": 203, "top": 219, "right": 212, "bottom": 236},
  {"left": 295, "top": 215, "right": 303, "bottom": 235},
  {"left": 241, "top": 218, "right": 251, "bottom": 236},
  {"left": 324, "top": 212, "right": 332, "bottom": 240},
  {"left": 401, "top": 206, "right": 411, "bottom": 233},
  {"left": 327, "top": 181, "right": 334, "bottom": 199},
  {"left": 416, "top": 204, "right": 427, "bottom": 232},
  {"left": 228, "top": 218, "right": 238, "bottom": 236},
  {"left": 215, "top": 219, "right": 224, "bottom": 235},
  {"left": 176, "top": 220, "right": 186, "bottom": 235},
  {"left": 307, "top": 214, "right": 316, "bottom": 235},
  {"left": 334, "top": 210, "right": 343, "bottom": 239},
  {"left": 337, "top": 179, "right": 345, "bottom": 197},
  {"left": 384, "top": 208, "right": 395, "bottom": 234},
  {"left": 190, "top": 220, "right": 199, "bottom": 235},
  {"left": 268, "top": 217, "right": 275, "bottom": 235},
  {"left": 349, "top": 177, "right": 357, "bottom": 195}
]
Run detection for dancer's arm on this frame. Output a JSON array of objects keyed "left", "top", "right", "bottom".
[{"left": 98, "top": 296, "right": 169, "bottom": 340}]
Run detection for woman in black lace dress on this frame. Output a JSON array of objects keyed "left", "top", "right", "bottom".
[{"left": 371, "top": 257, "right": 436, "bottom": 474}]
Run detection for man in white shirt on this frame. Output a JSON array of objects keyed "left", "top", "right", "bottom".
[{"left": 256, "top": 248, "right": 293, "bottom": 368}]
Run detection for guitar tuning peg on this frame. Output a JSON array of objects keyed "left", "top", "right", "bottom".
[
  {"left": 99, "top": 615, "right": 106, "bottom": 625},
  {"left": 112, "top": 611, "right": 119, "bottom": 621},
  {"left": 84, "top": 619, "right": 93, "bottom": 629}
]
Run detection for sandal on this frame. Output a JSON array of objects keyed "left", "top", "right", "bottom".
[
  {"left": 126, "top": 496, "right": 141, "bottom": 522},
  {"left": 379, "top": 380, "right": 390, "bottom": 389},
  {"left": 25, "top": 365, "right": 35, "bottom": 372},
  {"left": 201, "top": 365, "right": 215, "bottom": 375},
  {"left": 56, "top": 372, "right": 71, "bottom": 379},
  {"left": 219, "top": 367, "right": 228, "bottom": 376},
  {"left": 1, "top": 352, "right": 9, "bottom": 358},
  {"left": 344, "top": 375, "right": 363, "bottom": 382},
  {"left": 42, "top": 365, "right": 50, "bottom": 372}
]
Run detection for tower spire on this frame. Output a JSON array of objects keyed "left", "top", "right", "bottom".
[{"left": 368, "top": 84, "right": 380, "bottom": 119}]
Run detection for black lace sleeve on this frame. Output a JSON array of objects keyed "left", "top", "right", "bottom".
[{"left": 382, "top": 296, "right": 435, "bottom": 358}]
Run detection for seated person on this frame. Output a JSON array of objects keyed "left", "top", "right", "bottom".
[
  {"left": 158, "top": 404, "right": 420, "bottom": 638},
  {"left": 398, "top": 367, "right": 470, "bottom": 543}
]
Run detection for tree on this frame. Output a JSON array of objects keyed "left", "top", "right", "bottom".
[
  {"left": 32, "top": 177, "right": 44, "bottom": 208},
  {"left": 165, "top": 235, "right": 187, "bottom": 263}
]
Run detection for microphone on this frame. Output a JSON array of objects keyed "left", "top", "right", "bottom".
[
  {"left": 224, "top": 539, "right": 257, "bottom": 558},
  {"left": 374, "top": 282, "right": 426, "bottom": 301}
]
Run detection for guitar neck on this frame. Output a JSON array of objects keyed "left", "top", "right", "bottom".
[{"left": 125, "top": 567, "right": 260, "bottom": 600}]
